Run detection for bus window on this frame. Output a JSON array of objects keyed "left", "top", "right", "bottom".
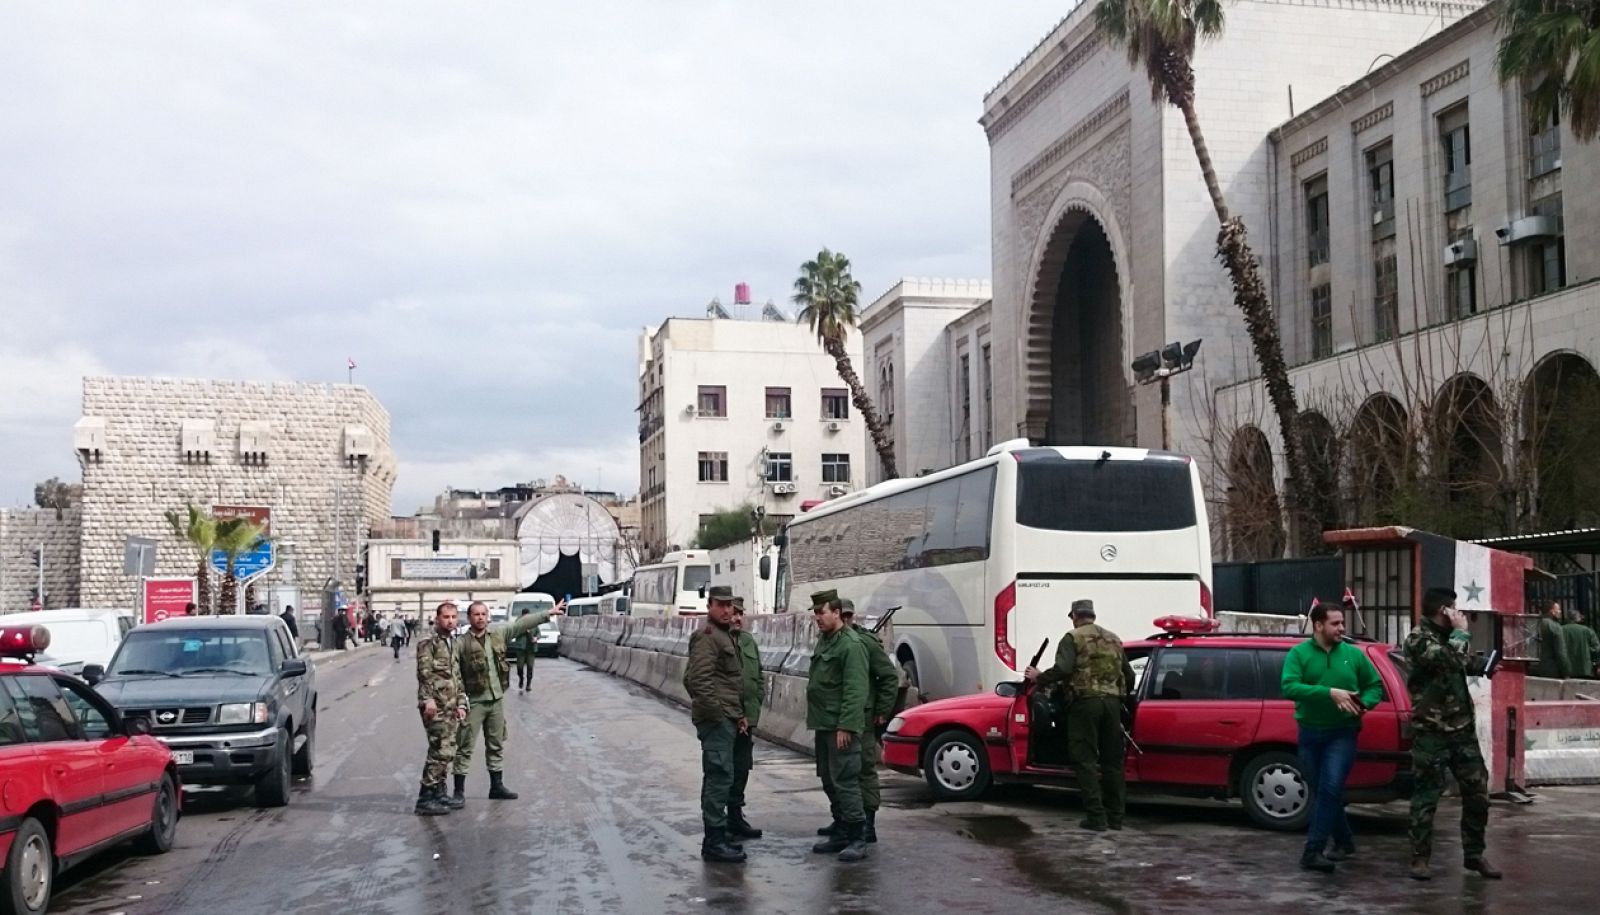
[{"left": 1015, "top": 455, "right": 1197, "bottom": 532}]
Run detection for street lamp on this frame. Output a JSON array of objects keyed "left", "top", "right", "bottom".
[{"left": 1132, "top": 339, "right": 1202, "bottom": 450}]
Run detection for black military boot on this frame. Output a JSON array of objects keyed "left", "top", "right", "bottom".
[
  {"left": 837, "top": 820, "right": 870, "bottom": 863},
  {"left": 816, "top": 819, "right": 843, "bottom": 837},
  {"left": 813, "top": 822, "right": 853, "bottom": 854},
  {"left": 1463, "top": 856, "right": 1502, "bottom": 879},
  {"left": 727, "top": 807, "right": 763, "bottom": 840},
  {"left": 414, "top": 784, "right": 449, "bottom": 816},
  {"left": 447, "top": 774, "right": 466, "bottom": 809},
  {"left": 701, "top": 827, "right": 747, "bottom": 863},
  {"left": 863, "top": 809, "right": 878, "bottom": 844},
  {"left": 488, "top": 771, "right": 519, "bottom": 800}
]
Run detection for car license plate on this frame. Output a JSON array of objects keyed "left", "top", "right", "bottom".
[{"left": 172, "top": 750, "right": 194, "bottom": 765}]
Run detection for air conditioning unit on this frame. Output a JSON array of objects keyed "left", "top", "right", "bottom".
[
  {"left": 771, "top": 482, "right": 797, "bottom": 495},
  {"left": 1495, "top": 215, "right": 1557, "bottom": 245},
  {"left": 826, "top": 421, "right": 842, "bottom": 432},
  {"left": 1444, "top": 239, "right": 1478, "bottom": 266},
  {"left": 1372, "top": 209, "right": 1385, "bottom": 226},
  {"left": 828, "top": 484, "right": 849, "bottom": 496},
  {"left": 771, "top": 421, "right": 786, "bottom": 433},
  {"left": 684, "top": 404, "right": 698, "bottom": 416}
]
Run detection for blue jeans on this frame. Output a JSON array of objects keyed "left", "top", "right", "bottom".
[{"left": 1298, "top": 723, "right": 1358, "bottom": 855}]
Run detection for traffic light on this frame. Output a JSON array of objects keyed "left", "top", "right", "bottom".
[
  {"left": 31, "top": 546, "right": 42, "bottom": 569},
  {"left": 431, "top": 530, "right": 441, "bottom": 552}
]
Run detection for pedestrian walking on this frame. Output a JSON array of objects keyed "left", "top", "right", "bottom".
[
  {"left": 388, "top": 613, "right": 408, "bottom": 661},
  {"left": 1405, "top": 587, "right": 1500, "bottom": 880},
  {"left": 414, "top": 602, "right": 467, "bottom": 816},
  {"left": 835, "top": 599, "right": 900, "bottom": 845},
  {"left": 1562, "top": 606, "right": 1600, "bottom": 680},
  {"left": 1532, "top": 599, "right": 1571, "bottom": 679},
  {"left": 726, "top": 598, "right": 765, "bottom": 843},
  {"left": 807, "top": 589, "right": 871, "bottom": 862},
  {"left": 332, "top": 610, "right": 350, "bottom": 650},
  {"left": 404, "top": 616, "right": 416, "bottom": 647},
  {"left": 280, "top": 605, "right": 299, "bottom": 641},
  {"left": 1025, "top": 599, "right": 1135, "bottom": 832},
  {"left": 451, "top": 599, "right": 564, "bottom": 805},
  {"left": 509, "top": 609, "right": 537, "bottom": 691},
  {"left": 684, "top": 586, "right": 748, "bottom": 863},
  {"left": 1281, "top": 600, "right": 1384, "bottom": 872}
]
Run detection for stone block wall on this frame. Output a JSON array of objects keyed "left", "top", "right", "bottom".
[
  {"left": 0, "top": 507, "right": 82, "bottom": 613},
  {"left": 77, "top": 377, "right": 396, "bottom": 610}
]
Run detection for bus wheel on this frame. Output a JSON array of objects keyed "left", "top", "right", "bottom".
[
  {"left": 900, "top": 656, "right": 925, "bottom": 706},
  {"left": 923, "top": 731, "right": 990, "bottom": 801}
]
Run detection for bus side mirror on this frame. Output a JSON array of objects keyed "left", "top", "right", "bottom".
[
  {"left": 759, "top": 556, "right": 772, "bottom": 580},
  {"left": 699, "top": 584, "right": 707, "bottom": 599}
]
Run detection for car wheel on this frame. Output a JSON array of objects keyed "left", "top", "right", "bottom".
[
  {"left": 922, "top": 730, "right": 991, "bottom": 801},
  {"left": 1239, "top": 751, "right": 1310, "bottom": 831},
  {"left": 255, "top": 730, "right": 292, "bottom": 808},
  {"left": 2, "top": 817, "right": 52, "bottom": 915},
  {"left": 135, "top": 772, "right": 179, "bottom": 855},
  {"left": 292, "top": 712, "right": 316, "bottom": 777}
]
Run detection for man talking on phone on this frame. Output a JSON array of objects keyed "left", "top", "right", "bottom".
[{"left": 1404, "top": 587, "right": 1500, "bottom": 881}]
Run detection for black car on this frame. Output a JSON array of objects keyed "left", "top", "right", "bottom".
[{"left": 85, "top": 616, "right": 316, "bottom": 807}]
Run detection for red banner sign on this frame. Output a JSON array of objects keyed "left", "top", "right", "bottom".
[
  {"left": 212, "top": 504, "right": 271, "bottom": 535},
  {"left": 143, "top": 577, "right": 197, "bottom": 625}
]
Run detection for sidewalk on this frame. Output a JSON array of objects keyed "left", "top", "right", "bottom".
[{"left": 302, "top": 637, "right": 390, "bottom": 666}]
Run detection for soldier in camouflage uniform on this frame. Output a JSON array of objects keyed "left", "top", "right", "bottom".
[
  {"left": 415, "top": 602, "right": 468, "bottom": 816},
  {"left": 685, "top": 585, "right": 748, "bottom": 863},
  {"left": 836, "top": 599, "right": 900, "bottom": 845},
  {"left": 1026, "top": 599, "right": 1136, "bottom": 831},
  {"left": 1404, "top": 587, "right": 1501, "bottom": 880}
]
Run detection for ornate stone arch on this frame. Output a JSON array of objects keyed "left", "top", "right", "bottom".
[
  {"left": 1522, "top": 351, "right": 1600, "bottom": 529},
  {"left": 1226, "top": 425, "right": 1285, "bottom": 560}
]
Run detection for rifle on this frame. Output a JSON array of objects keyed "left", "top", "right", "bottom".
[
  {"left": 1022, "top": 639, "right": 1050, "bottom": 694},
  {"left": 870, "top": 606, "right": 901, "bottom": 635}
]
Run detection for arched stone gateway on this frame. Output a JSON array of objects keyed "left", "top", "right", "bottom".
[
  {"left": 1523, "top": 352, "right": 1600, "bottom": 530},
  {"left": 1023, "top": 201, "right": 1131, "bottom": 446},
  {"left": 1227, "top": 426, "right": 1285, "bottom": 560}
]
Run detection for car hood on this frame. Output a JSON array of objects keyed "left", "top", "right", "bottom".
[
  {"left": 899, "top": 691, "right": 1013, "bottom": 720},
  {"left": 96, "top": 674, "right": 268, "bottom": 707}
]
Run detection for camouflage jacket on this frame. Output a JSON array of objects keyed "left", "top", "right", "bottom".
[
  {"left": 850, "top": 624, "right": 901, "bottom": 721},
  {"left": 1403, "top": 616, "right": 1476, "bottom": 736},
  {"left": 685, "top": 623, "right": 744, "bottom": 726},
  {"left": 735, "top": 629, "right": 764, "bottom": 726},
  {"left": 1036, "top": 622, "right": 1134, "bottom": 699},
  {"left": 416, "top": 631, "right": 466, "bottom": 714},
  {"left": 459, "top": 612, "right": 550, "bottom": 701}
]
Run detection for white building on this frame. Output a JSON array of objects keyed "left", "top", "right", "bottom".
[
  {"left": 365, "top": 538, "right": 522, "bottom": 619},
  {"left": 637, "top": 315, "right": 867, "bottom": 557},
  {"left": 858, "top": 279, "right": 992, "bottom": 483}
]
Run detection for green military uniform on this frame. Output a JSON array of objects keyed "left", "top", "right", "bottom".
[
  {"left": 1562, "top": 620, "right": 1598, "bottom": 680},
  {"left": 1533, "top": 614, "right": 1571, "bottom": 679},
  {"left": 1404, "top": 616, "right": 1490, "bottom": 864},
  {"left": 728, "top": 625, "right": 765, "bottom": 813},
  {"left": 684, "top": 609, "right": 745, "bottom": 833},
  {"left": 807, "top": 592, "right": 870, "bottom": 837},
  {"left": 508, "top": 612, "right": 537, "bottom": 691},
  {"left": 415, "top": 628, "right": 466, "bottom": 810},
  {"left": 455, "top": 610, "right": 552, "bottom": 780},
  {"left": 849, "top": 620, "right": 901, "bottom": 827},
  {"left": 1036, "top": 608, "right": 1135, "bottom": 830}
]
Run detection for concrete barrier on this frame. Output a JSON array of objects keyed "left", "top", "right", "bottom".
[{"left": 1524, "top": 699, "right": 1600, "bottom": 783}]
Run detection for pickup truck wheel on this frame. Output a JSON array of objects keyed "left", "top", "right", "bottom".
[
  {"left": 1239, "top": 751, "right": 1310, "bottom": 831},
  {"left": 255, "top": 731, "right": 292, "bottom": 808},
  {"left": 923, "top": 731, "right": 990, "bottom": 801},
  {"left": 2, "top": 817, "right": 52, "bottom": 915},
  {"left": 135, "top": 772, "right": 179, "bottom": 854},
  {"left": 292, "top": 712, "right": 316, "bottom": 777}
]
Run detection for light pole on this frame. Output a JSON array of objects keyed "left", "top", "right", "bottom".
[{"left": 1132, "top": 340, "right": 1203, "bottom": 451}]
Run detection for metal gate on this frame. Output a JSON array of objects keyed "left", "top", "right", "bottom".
[{"left": 1345, "top": 547, "right": 1414, "bottom": 646}]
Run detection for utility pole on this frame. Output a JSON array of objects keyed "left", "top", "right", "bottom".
[{"left": 36, "top": 543, "right": 45, "bottom": 609}]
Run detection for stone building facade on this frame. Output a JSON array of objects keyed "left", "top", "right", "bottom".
[
  {"left": 75, "top": 377, "right": 396, "bottom": 611},
  {"left": 0, "top": 507, "right": 82, "bottom": 613}
]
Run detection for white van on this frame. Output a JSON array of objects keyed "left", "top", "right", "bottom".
[{"left": 5, "top": 607, "right": 133, "bottom": 674}]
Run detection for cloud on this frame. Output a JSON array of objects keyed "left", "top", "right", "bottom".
[{"left": 0, "top": 0, "right": 1069, "bottom": 512}]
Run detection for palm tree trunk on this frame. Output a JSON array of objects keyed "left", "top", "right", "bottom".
[
  {"left": 824, "top": 336, "right": 899, "bottom": 479},
  {"left": 195, "top": 561, "right": 213, "bottom": 615}
]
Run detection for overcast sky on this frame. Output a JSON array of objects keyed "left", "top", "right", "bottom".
[{"left": 0, "top": 1, "right": 1068, "bottom": 514}]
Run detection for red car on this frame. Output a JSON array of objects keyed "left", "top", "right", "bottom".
[
  {"left": 883, "top": 619, "right": 1414, "bottom": 830},
  {"left": 1, "top": 625, "right": 179, "bottom": 915}
]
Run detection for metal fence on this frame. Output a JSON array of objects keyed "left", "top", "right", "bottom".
[{"left": 1214, "top": 557, "right": 1342, "bottom": 616}]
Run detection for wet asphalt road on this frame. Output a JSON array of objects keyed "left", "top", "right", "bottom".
[{"left": 47, "top": 644, "right": 1600, "bottom": 914}]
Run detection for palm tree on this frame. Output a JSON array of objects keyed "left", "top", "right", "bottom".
[
  {"left": 1497, "top": 0, "right": 1600, "bottom": 141},
  {"left": 215, "top": 518, "right": 270, "bottom": 615},
  {"left": 793, "top": 248, "right": 899, "bottom": 479},
  {"left": 165, "top": 504, "right": 218, "bottom": 614},
  {"left": 1094, "top": 0, "right": 1324, "bottom": 549}
]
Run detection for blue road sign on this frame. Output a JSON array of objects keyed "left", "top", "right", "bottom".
[{"left": 212, "top": 542, "right": 275, "bottom": 580}]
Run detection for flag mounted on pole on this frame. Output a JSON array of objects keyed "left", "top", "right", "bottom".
[{"left": 346, "top": 357, "right": 357, "bottom": 384}]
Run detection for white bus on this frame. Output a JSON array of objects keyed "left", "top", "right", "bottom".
[
  {"left": 774, "top": 441, "right": 1212, "bottom": 702},
  {"left": 508, "top": 592, "right": 559, "bottom": 618},
  {"left": 630, "top": 550, "right": 713, "bottom": 618}
]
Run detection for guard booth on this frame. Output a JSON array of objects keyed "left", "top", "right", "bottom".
[{"left": 1323, "top": 527, "right": 1536, "bottom": 795}]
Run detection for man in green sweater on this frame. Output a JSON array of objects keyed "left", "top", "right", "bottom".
[
  {"left": 1532, "top": 599, "right": 1571, "bottom": 679},
  {"left": 1562, "top": 606, "right": 1599, "bottom": 680},
  {"left": 1281, "top": 600, "right": 1384, "bottom": 873}
]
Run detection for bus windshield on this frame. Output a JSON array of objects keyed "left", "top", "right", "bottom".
[
  {"left": 1015, "top": 456, "right": 1196, "bottom": 532},
  {"left": 682, "top": 565, "right": 712, "bottom": 593}
]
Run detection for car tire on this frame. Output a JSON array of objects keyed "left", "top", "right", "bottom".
[
  {"left": 922, "top": 730, "right": 991, "bottom": 802},
  {"left": 255, "top": 730, "right": 292, "bottom": 808},
  {"left": 292, "top": 711, "right": 316, "bottom": 777},
  {"left": 2, "top": 817, "right": 52, "bottom": 915},
  {"left": 135, "top": 772, "right": 179, "bottom": 855},
  {"left": 1239, "top": 751, "right": 1310, "bottom": 831}
]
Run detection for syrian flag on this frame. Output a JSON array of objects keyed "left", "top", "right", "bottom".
[
  {"left": 1450, "top": 541, "right": 1524, "bottom": 614},
  {"left": 347, "top": 357, "right": 358, "bottom": 370}
]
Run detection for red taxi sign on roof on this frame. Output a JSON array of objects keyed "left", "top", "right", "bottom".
[
  {"left": 0, "top": 624, "right": 51, "bottom": 658},
  {"left": 1153, "top": 615, "right": 1220, "bottom": 635}
]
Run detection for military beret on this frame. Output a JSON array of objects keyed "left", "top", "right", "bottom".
[
  {"left": 1070, "top": 599, "right": 1096, "bottom": 617},
  {"left": 810, "top": 589, "right": 839, "bottom": 609},
  {"left": 707, "top": 585, "right": 735, "bottom": 601}
]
